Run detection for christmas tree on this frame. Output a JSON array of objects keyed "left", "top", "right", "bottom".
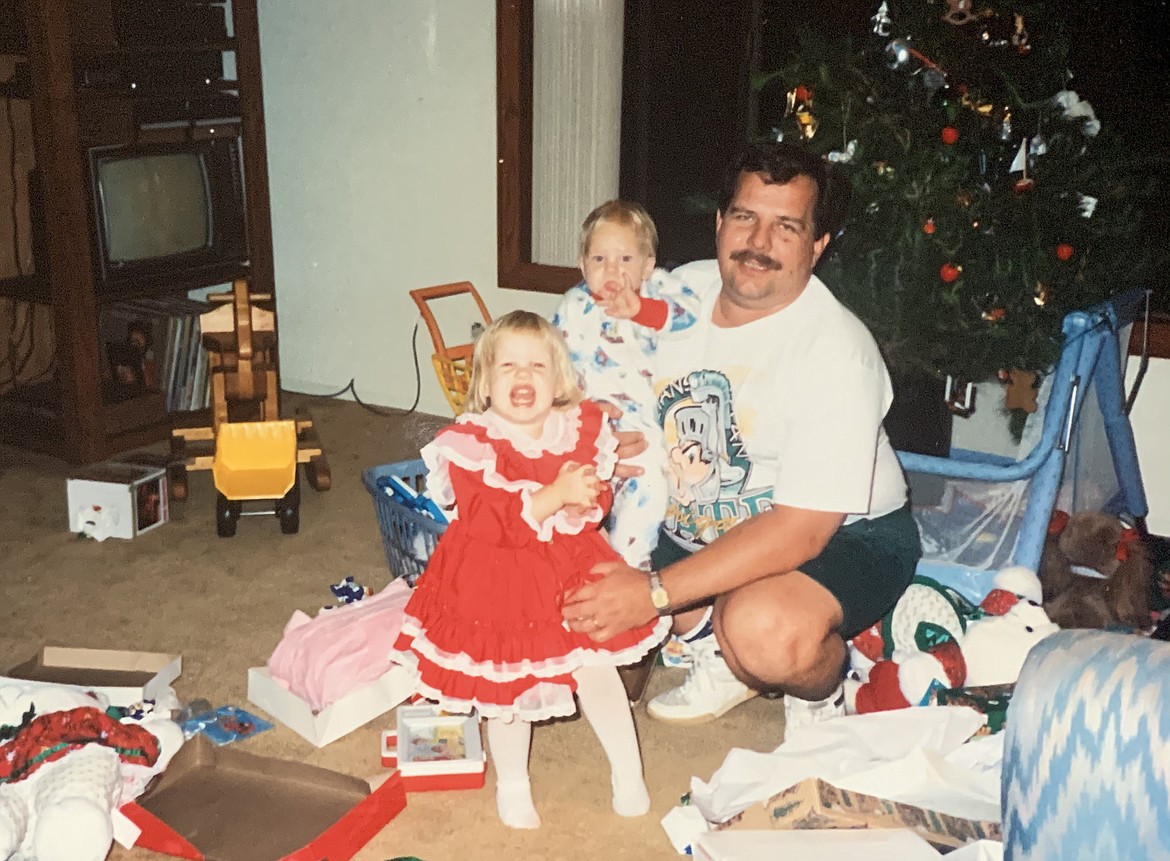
[{"left": 757, "top": 0, "right": 1163, "bottom": 387}]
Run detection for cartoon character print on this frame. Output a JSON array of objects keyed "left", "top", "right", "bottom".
[{"left": 658, "top": 369, "right": 765, "bottom": 547}]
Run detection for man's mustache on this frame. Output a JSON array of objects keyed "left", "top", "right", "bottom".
[{"left": 730, "top": 249, "right": 781, "bottom": 270}]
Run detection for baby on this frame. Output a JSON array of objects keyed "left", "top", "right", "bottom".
[{"left": 553, "top": 200, "right": 700, "bottom": 571}]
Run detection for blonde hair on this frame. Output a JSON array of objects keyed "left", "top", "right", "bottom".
[
  {"left": 578, "top": 199, "right": 658, "bottom": 259},
  {"left": 465, "top": 310, "right": 581, "bottom": 414}
]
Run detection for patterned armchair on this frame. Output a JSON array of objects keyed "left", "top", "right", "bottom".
[{"left": 1002, "top": 629, "right": 1170, "bottom": 860}]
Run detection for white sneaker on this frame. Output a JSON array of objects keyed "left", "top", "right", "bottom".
[
  {"left": 782, "top": 682, "right": 846, "bottom": 736},
  {"left": 646, "top": 635, "right": 758, "bottom": 724}
]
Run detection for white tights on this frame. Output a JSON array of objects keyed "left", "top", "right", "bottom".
[{"left": 486, "top": 665, "right": 650, "bottom": 829}]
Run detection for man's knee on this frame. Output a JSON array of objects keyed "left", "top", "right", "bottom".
[{"left": 714, "top": 582, "right": 839, "bottom": 685}]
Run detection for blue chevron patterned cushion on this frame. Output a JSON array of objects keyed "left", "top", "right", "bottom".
[{"left": 1003, "top": 630, "right": 1170, "bottom": 860}]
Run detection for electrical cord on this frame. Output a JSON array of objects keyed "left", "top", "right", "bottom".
[{"left": 286, "top": 319, "right": 422, "bottom": 417}]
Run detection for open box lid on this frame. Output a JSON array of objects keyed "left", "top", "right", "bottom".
[
  {"left": 126, "top": 736, "right": 407, "bottom": 861},
  {"left": 4, "top": 646, "right": 181, "bottom": 707}
]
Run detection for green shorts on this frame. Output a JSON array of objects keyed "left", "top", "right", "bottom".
[{"left": 651, "top": 504, "right": 920, "bottom": 639}]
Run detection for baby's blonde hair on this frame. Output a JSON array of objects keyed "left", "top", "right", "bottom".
[
  {"left": 465, "top": 310, "right": 581, "bottom": 414},
  {"left": 578, "top": 199, "right": 658, "bottom": 259}
]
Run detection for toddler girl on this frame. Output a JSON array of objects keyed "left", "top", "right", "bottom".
[
  {"left": 553, "top": 200, "right": 699, "bottom": 571},
  {"left": 392, "top": 310, "right": 669, "bottom": 829}
]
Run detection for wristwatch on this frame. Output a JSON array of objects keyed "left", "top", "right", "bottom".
[{"left": 648, "top": 571, "right": 671, "bottom": 616}]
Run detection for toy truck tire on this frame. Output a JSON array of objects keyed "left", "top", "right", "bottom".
[
  {"left": 277, "top": 477, "right": 301, "bottom": 535},
  {"left": 216, "top": 493, "right": 241, "bottom": 537}
]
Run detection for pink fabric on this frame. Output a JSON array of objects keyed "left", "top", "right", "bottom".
[{"left": 267, "top": 579, "right": 412, "bottom": 712}]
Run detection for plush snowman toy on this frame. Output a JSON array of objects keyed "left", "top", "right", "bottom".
[{"left": 0, "top": 683, "right": 183, "bottom": 861}]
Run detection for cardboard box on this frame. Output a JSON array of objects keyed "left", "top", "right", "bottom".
[
  {"left": 718, "top": 777, "right": 1001, "bottom": 852},
  {"left": 4, "top": 646, "right": 182, "bottom": 708},
  {"left": 694, "top": 828, "right": 944, "bottom": 861},
  {"left": 246, "top": 664, "right": 414, "bottom": 748},
  {"left": 67, "top": 461, "right": 168, "bottom": 539},
  {"left": 380, "top": 704, "right": 486, "bottom": 791},
  {"left": 122, "top": 735, "right": 407, "bottom": 861}
]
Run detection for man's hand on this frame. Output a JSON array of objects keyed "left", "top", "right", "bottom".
[
  {"left": 595, "top": 401, "right": 647, "bottom": 478},
  {"left": 562, "top": 560, "right": 658, "bottom": 642}
]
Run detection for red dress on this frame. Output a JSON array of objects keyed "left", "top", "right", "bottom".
[{"left": 393, "top": 400, "right": 669, "bottom": 721}]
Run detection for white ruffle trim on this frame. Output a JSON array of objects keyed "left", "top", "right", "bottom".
[
  {"left": 420, "top": 406, "right": 612, "bottom": 540},
  {"left": 396, "top": 614, "right": 670, "bottom": 684},
  {"left": 394, "top": 657, "right": 580, "bottom": 722}
]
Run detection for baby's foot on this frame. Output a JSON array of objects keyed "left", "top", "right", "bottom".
[
  {"left": 496, "top": 779, "right": 541, "bottom": 829},
  {"left": 611, "top": 774, "right": 650, "bottom": 817}
]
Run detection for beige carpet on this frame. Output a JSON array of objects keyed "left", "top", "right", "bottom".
[{"left": 0, "top": 393, "right": 783, "bottom": 861}]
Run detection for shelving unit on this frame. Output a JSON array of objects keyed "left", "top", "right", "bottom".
[{"left": 0, "top": 0, "right": 275, "bottom": 463}]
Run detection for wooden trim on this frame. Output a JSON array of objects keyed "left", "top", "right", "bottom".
[
  {"left": 1130, "top": 313, "right": 1170, "bottom": 360},
  {"left": 495, "top": 0, "right": 578, "bottom": 295},
  {"left": 26, "top": 0, "right": 105, "bottom": 463}
]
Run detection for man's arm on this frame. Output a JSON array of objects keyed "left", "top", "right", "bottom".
[{"left": 562, "top": 503, "right": 844, "bottom": 638}]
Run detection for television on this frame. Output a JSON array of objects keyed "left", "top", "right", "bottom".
[{"left": 88, "top": 136, "right": 248, "bottom": 287}]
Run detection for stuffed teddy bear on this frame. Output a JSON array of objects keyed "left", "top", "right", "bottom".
[
  {"left": 846, "top": 566, "right": 1057, "bottom": 713},
  {"left": 1039, "top": 510, "right": 1152, "bottom": 630},
  {"left": 0, "top": 682, "right": 184, "bottom": 861}
]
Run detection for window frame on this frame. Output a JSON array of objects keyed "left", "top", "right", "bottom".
[{"left": 496, "top": 0, "right": 580, "bottom": 295}]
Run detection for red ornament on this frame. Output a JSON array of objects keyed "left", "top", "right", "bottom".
[
  {"left": 939, "top": 262, "right": 961, "bottom": 283},
  {"left": 1055, "top": 243, "right": 1075, "bottom": 261},
  {"left": 941, "top": 126, "right": 960, "bottom": 145},
  {"left": 923, "top": 218, "right": 937, "bottom": 235},
  {"left": 1013, "top": 177, "right": 1036, "bottom": 194},
  {"left": 794, "top": 84, "right": 813, "bottom": 103}
]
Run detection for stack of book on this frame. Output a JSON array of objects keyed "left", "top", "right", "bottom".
[{"left": 101, "top": 296, "right": 213, "bottom": 412}]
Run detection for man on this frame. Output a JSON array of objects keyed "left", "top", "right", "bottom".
[{"left": 562, "top": 142, "right": 920, "bottom": 727}]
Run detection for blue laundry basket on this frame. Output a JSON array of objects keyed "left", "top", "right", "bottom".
[{"left": 362, "top": 459, "right": 445, "bottom": 585}]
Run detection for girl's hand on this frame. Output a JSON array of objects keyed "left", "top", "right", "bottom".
[{"left": 554, "top": 461, "right": 601, "bottom": 510}]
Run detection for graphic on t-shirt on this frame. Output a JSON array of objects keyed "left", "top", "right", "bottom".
[{"left": 657, "top": 369, "right": 769, "bottom": 547}]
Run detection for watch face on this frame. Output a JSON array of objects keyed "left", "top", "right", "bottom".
[{"left": 651, "top": 586, "right": 670, "bottom": 611}]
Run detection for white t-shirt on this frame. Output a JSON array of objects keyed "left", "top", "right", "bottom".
[{"left": 653, "top": 260, "right": 908, "bottom": 549}]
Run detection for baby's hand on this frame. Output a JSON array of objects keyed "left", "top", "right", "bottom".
[
  {"left": 594, "top": 271, "right": 642, "bottom": 320},
  {"left": 599, "top": 284, "right": 642, "bottom": 319},
  {"left": 554, "top": 461, "right": 601, "bottom": 510}
]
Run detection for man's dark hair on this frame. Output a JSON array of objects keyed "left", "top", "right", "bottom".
[{"left": 717, "top": 141, "right": 844, "bottom": 240}]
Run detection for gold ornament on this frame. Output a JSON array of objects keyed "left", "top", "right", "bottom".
[{"left": 960, "top": 92, "right": 994, "bottom": 116}]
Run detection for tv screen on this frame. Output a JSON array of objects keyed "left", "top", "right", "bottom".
[
  {"left": 99, "top": 153, "right": 210, "bottom": 263},
  {"left": 89, "top": 137, "right": 248, "bottom": 287}
]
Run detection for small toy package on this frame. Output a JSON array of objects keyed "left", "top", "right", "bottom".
[
  {"left": 180, "top": 704, "right": 274, "bottom": 745},
  {"left": 381, "top": 704, "right": 485, "bottom": 791}
]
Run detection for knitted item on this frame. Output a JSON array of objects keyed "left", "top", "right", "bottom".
[
  {"left": 2, "top": 746, "right": 120, "bottom": 861},
  {"left": 0, "top": 707, "right": 159, "bottom": 785}
]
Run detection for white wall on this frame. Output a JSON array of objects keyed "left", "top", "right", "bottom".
[
  {"left": 257, "top": 0, "right": 557, "bottom": 418},
  {"left": 1127, "top": 357, "right": 1170, "bottom": 535}
]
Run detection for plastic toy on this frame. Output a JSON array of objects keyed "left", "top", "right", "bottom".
[
  {"left": 409, "top": 281, "right": 492, "bottom": 416},
  {"left": 168, "top": 279, "right": 331, "bottom": 535}
]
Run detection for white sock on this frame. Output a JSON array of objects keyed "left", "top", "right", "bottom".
[
  {"left": 486, "top": 717, "right": 540, "bottom": 829},
  {"left": 574, "top": 666, "right": 651, "bottom": 817}
]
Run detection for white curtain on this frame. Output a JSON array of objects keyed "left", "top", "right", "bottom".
[{"left": 531, "top": 0, "right": 623, "bottom": 268}]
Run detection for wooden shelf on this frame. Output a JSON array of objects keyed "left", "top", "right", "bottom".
[
  {"left": 6, "top": 0, "right": 276, "bottom": 464},
  {"left": 73, "top": 39, "right": 238, "bottom": 58},
  {"left": 77, "top": 80, "right": 240, "bottom": 99}
]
